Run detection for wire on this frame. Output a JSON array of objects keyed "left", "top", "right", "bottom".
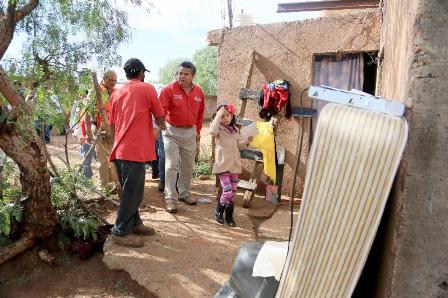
[
  {"left": 276, "top": 87, "right": 309, "bottom": 287},
  {"left": 288, "top": 87, "right": 309, "bottom": 249}
]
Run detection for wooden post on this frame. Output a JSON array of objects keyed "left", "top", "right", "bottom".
[
  {"left": 238, "top": 50, "right": 256, "bottom": 118},
  {"left": 91, "top": 72, "right": 120, "bottom": 191},
  {"left": 91, "top": 72, "right": 113, "bottom": 141}
]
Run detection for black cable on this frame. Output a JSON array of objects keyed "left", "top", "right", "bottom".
[
  {"left": 276, "top": 87, "right": 309, "bottom": 287},
  {"left": 287, "top": 87, "right": 309, "bottom": 249}
]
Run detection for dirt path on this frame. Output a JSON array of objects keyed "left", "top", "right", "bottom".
[{"left": 1, "top": 125, "right": 291, "bottom": 297}]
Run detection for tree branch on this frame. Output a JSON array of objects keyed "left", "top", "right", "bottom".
[
  {"left": 0, "top": 65, "right": 32, "bottom": 116},
  {"left": 15, "top": 0, "right": 39, "bottom": 22},
  {"left": 0, "top": 237, "right": 36, "bottom": 266},
  {"left": 0, "top": 0, "right": 38, "bottom": 60}
]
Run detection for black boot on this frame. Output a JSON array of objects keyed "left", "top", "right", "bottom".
[
  {"left": 225, "top": 204, "right": 236, "bottom": 227},
  {"left": 215, "top": 202, "right": 225, "bottom": 225}
]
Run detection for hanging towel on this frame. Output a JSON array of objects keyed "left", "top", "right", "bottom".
[{"left": 251, "top": 122, "right": 276, "bottom": 183}]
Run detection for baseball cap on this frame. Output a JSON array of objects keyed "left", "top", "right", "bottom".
[{"left": 123, "top": 58, "right": 150, "bottom": 75}]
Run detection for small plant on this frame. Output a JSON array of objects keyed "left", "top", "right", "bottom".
[
  {"left": 0, "top": 199, "right": 23, "bottom": 237},
  {"left": 10, "top": 273, "right": 28, "bottom": 288},
  {"left": 51, "top": 169, "right": 100, "bottom": 240},
  {"left": 0, "top": 156, "right": 23, "bottom": 244},
  {"left": 192, "top": 146, "right": 213, "bottom": 178},
  {"left": 113, "top": 277, "right": 128, "bottom": 294}
]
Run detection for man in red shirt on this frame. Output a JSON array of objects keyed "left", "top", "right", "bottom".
[
  {"left": 108, "top": 58, "right": 166, "bottom": 247},
  {"left": 159, "top": 61, "right": 205, "bottom": 213}
]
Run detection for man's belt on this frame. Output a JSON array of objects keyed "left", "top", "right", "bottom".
[{"left": 169, "top": 124, "right": 194, "bottom": 128}]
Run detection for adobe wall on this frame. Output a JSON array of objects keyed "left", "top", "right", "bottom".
[
  {"left": 377, "top": 0, "right": 448, "bottom": 297},
  {"left": 208, "top": 11, "right": 380, "bottom": 195},
  {"left": 204, "top": 95, "right": 217, "bottom": 120}
]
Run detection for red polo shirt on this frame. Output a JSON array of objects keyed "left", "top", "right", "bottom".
[
  {"left": 108, "top": 80, "right": 164, "bottom": 162},
  {"left": 159, "top": 81, "right": 205, "bottom": 135}
]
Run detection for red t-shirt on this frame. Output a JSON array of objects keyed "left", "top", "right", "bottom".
[
  {"left": 96, "top": 86, "right": 116, "bottom": 127},
  {"left": 159, "top": 81, "right": 205, "bottom": 135},
  {"left": 108, "top": 80, "right": 164, "bottom": 162}
]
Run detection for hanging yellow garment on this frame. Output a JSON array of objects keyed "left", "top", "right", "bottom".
[{"left": 250, "top": 121, "right": 276, "bottom": 183}]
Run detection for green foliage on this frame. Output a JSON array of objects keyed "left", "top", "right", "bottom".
[
  {"left": 192, "top": 146, "right": 213, "bottom": 178},
  {"left": 158, "top": 57, "right": 189, "bottom": 84},
  {"left": 0, "top": 155, "right": 23, "bottom": 238},
  {"left": 0, "top": 198, "right": 23, "bottom": 237},
  {"left": 3, "top": 0, "right": 147, "bottom": 133},
  {"left": 157, "top": 46, "right": 218, "bottom": 95},
  {"left": 51, "top": 169, "right": 100, "bottom": 240},
  {"left": 192, "top": 46, "right": 218, "bottom": 96},
  {"left": 9, "top": 273, "right": 29, "bottom": 288},
  {"left": 113, "top": 277, "right": 128, "bottom": 294}
]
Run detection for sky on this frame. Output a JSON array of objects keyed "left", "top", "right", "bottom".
[{"left": 4, "top": 0, "right": 320, "bottom": 83}]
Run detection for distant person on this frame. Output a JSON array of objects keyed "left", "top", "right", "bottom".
[
  {"left": 108, "top": 58, "right": 166, "bottom": 247},
  {"left": 26, "top": 82, "right": 53, "bottom": 144},
  {"left": 209, "top": 105, "right": 252, "bottom": 227},
  {"left": 72, "top": 90, "right": 96, "bottom": 180},
  {"left": 159, "top": 61, "right": 205, "bottom": 213},
  {"left": 14, "top": 81, "right": 25, "bottom": 97},
  {"left": 85, "top": 70, "right": 119, "bottom": 189}
]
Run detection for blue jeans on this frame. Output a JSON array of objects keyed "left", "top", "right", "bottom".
[
  {"left": 157, "top": 135, "right": 165, "bottom": 182},
  {"left": 35, "top": 121, "right": 52, "bottom": 143},
  {"left": 80, "top": 143, "right": 96, "bottom": 179}
]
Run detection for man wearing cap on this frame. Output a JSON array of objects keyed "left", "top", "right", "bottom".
[
  {"left": 108, "top": 58, "right": 166, "bottom": 247},
  {"left": 159, "top": 61, "right": 205, "bottom": 213}
]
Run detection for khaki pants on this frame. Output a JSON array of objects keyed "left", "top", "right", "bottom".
[
  {"left": 96, "top": 134, "right": 119, "bottom": 188},
  {"left": 163, "top": 124, "right": 197, "bottom": 202}
]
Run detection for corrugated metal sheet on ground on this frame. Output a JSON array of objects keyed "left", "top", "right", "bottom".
[{"left": 276, "top": 103, "right": 408, "bottom": 298}]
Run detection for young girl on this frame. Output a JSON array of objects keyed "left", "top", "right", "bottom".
[{"left": 209, "top": 104, "right": 252, "bottom": 227}]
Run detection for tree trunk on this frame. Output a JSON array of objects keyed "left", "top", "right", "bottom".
[
  {"left": 0, "top": 109, "right": 58, "bottom": 239},
  {"left": 0, "top": 67, "right": 58, "bottom": 240}
]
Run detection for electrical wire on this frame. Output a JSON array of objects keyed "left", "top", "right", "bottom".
[
  {"left": 276, "top": 87, "right": 309, "bottom": 287},
  {"left": 287, "top": 87, "right": 309, "bottom": 250}
]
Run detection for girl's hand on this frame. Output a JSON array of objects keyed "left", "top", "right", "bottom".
[{"left": 217, "top": 106, "right": 226, "bottom": 116}]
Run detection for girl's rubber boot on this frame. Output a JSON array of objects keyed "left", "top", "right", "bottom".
[
  {"left": 215, "top": 202, "right": 225, "bottom": 225},
  {"left": 225, "top": 204, "right": 236, "bottom": 227}
]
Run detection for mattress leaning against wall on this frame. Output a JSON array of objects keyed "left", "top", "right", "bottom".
[{"left": 276, "top": 103, "right": 408, "bottom": 297}]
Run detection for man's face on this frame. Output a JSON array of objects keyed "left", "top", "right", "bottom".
[
  {"left": 104, "top": 73, "right": 117, "bottom": 89},
  {"left": 138, "top": 70, "right": 145, "bottom": 82},
  {"left": 177, "top": 67, "right": 194, "bottom": 88}
]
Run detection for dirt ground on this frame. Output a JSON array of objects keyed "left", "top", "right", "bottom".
[{"left": 0, "top": 124, "right": 293, "bottom": 297}]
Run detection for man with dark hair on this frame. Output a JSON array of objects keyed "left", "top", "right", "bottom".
[
  {"left": 159, "top": 61, "right": 205, "bottom": 213},
  {"left": 108, "top": 58, "right": 166, "bottom": 247}
]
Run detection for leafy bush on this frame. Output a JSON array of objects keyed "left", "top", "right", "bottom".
[
  {"left": 192, "top": 147, "right": 213, "bottom": 178},
  {"left": 0, "top": 198, "right": 22, "bottom": 237},
  {"left": 51, "top": 169, "right": 100, "bottom": 240},
  {"left": 0, "top": 155, "right": 23, "bottom": 239}
]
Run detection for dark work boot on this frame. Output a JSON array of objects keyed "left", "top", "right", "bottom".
[
  {"left": 225, "top": 204, "right": 236, "bottom": 227},
  {"left": 215, "top": 202, "right": 225, "bottom": 225}
]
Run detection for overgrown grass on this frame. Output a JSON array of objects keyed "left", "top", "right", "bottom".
[{"left": 192, "top": 146, "right": 213, "bottom": 178}]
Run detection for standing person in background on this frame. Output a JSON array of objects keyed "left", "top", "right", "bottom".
[
  {"left": 72, "top": 90, "right": 96, "bottom": 180},
  {"left": 85, "top": 70, "right": 119, "bottom": 190},
  {"left": 159, "top": 61, "right": 205, "bottom": 213},
  {"left": 108, "top": 58, "right": 166, "bottom": 247}
]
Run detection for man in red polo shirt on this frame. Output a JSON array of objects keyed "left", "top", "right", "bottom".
[
  {"left": 159, "top": 61, "right": 205, "bottom": 213},
  {"left": 108, "top": 58, "right": 166, "bottom": 247}
]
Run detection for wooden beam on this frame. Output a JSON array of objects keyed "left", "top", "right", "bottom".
[{"left": 277, "top": 0, "right": 379, "bottom": 13}]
